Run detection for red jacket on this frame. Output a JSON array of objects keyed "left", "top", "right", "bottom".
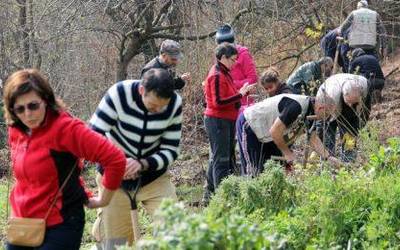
[
  {"left": 8, "top": 110, "right": 125, "bottom": 226},
  {"left": 204, "top": 62, "right": 242, "bottom": 121}
]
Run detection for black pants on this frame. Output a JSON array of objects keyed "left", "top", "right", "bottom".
[
  {"left": 7, "top": 209, "right": 85, "bottom": 250},
  {"left": 318, "top": 94, "right": 371, "bottom": 162},
  {"left": 370, "top": 78, "right": 385, "bottom": 91},
  {"left": 204, "top": 116, "right": 236, "bottom": 195},
  {"left": 236, "top": 113, "right": 282, "bottom": 176}
]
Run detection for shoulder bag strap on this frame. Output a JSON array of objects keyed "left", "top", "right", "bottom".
[{"left": 43, "top": 162, "right": 78, "bottom": 220}]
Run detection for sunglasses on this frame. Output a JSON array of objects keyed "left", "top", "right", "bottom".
[{"left": 12, "top": 101, "right": 43, "bottom": 114}]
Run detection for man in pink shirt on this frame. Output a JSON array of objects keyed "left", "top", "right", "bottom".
[{"left": 216, "top": 24, "right": 258, "bottom": 112}]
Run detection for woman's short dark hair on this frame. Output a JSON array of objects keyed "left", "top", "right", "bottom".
[
  {"left": 215, "top": 42, "right": 238, "bottom": 60},
  {"left": 260, "top": 67, "right": 280, "bottom": 85},
  {"left": 141, "top": 68, "right": 174, "bottom": 99},
  {"left": 3, "top": 68, "right": 65, "bottom": 126}
]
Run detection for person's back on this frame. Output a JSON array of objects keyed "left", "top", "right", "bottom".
[
  {"left": 350, "top": 48, "right": 385, "bottom": 98},
  {"left": 287, "top": 61, "right": 319, "bottom": 84},
  {"left": 243, "top": 94, "right": 311, "bottom": 143},
  {"left": 339, "top": 0, "right": 387, "bottom": 55},
  {"left": 318, "top": 73, "right": 368, "bottom": 116},
  {"left": 349, "top": 8, "right": 377, "bottom": 49},
  {"left": 350, "top": 54, "right": 384, "bottom": 82},
  {"left": 286, "top": 61, "right": 320, "bottom": 94},
  {"left": 321, "top": 29, "right": 339, "bottom": 59}
]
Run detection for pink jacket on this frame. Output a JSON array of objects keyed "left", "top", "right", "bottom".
[{"left": 231, "top": 45, "right": 258, "bottom": 111}]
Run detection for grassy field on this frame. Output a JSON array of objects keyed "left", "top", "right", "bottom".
[{"left": 0, "top": 178, "right": 9, "bottom": 250}]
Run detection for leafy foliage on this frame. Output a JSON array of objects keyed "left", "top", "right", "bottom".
[
  {"left": 135, "top": 200, "right": 286, "bottom": 250},
  {"left": 134, "top": 138, "right": 400, "bottom": 249}
]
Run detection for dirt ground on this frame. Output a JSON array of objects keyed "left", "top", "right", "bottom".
[{"left": 370, "top": 49, "right": 400, "bottom": 141}]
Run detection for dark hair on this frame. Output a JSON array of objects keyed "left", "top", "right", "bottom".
[
  {"left": 215, "top": 42, "right": 238, "bottom": 60},
  {"left": 141, "top": 68, "right": 174, "bottom": 99},
  {"left": 260, "top": 67, "right": 280, "bottom": 86},
  {"left": 3, "top": 68, "right": 65, "bottom": 126}
]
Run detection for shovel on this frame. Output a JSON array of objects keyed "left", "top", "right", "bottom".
[
  {"left": 123, "top": 177, "right": 142, "bottom": 242},
  {"left": 332, "top": 36, "right": 344, "bottom": 74}
]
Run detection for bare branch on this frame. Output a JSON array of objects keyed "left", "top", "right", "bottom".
[
  {"left": 152, "top": 24, "right": 189, "bottom": 32},
  {"left": 132, "top": 2, "right": 154, "bottom": 28},
  {"left": 150, "top": 31, "right": 216, "bottom": 41},
  {"left": 258, "top": 42, "right": 318, "bottom": 68},
  {"left": 152, "top": 0, "right": 172, "bottom": 26}
]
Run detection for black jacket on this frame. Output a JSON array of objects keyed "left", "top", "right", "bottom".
[
  {"left": 141, "top": 57, "right": 186, "bottom": 90},
  {"left": 350, "top": 54, "right": 384, "bottom": 80},
  {"left": 275, "top": 82, "right": 294, "bottom": 95}
]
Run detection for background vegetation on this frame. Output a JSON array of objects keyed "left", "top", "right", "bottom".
[{"left": 1, "top": 0, "right": 400, "bottom": 249}]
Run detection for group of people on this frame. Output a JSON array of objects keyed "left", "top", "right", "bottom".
[
  {"left": 1, "top": 0, "right": 388, "bottom": 249},
  {"left": 203, "top": 0, "right": 387, "bottom": 201},
  {"left": 320, "top": 0, "right": 386, "bottom": 99}
]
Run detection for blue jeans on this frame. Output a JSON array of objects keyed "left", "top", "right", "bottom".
[{"left": 6, "top": 210, "right": 85, "bottom": 250}]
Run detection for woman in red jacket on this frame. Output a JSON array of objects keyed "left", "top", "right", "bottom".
[
  {"left": 3, "top": 69, "right": 126, "bottom": 250},
  {"left": 203, "top": 43, "right": 253, "bottom": 203}
]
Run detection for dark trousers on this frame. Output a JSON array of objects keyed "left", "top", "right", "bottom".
[
  {"left": 204, "top": 116, "right": 236, "bottom": 195},
  {"left": 318, "top": 94, "right": 371, "bottom": 162},
  {"left": 236, "top": 114, "right": 282, "bottom": 176},
  {"left": 6, "top": 209, "right": 85, "bottom": 250}
]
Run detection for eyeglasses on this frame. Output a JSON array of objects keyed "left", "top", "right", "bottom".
[{"left": 12, "top": 100, "right": 43, "bottom": 114}]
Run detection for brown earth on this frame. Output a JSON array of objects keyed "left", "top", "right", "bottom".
[{"left": 370, "top": 49, "right": 400, "bottom": 141}]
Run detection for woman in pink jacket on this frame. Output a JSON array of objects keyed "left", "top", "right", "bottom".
[{"left": 216, "top": 24, "right": 258, "bottom": 112}]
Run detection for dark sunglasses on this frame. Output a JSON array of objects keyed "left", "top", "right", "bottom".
[{"left": 12, "top": 101, "right": 43, "bottom": 114}]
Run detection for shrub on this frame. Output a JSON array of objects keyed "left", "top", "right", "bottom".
[
  {"left": 130, "top": 138, "right": 400, "bottom": 249},
  {"left": 206, "top": 161, "right": 295, "bottom": 221},
  {"left": 135, "top": 200, "right": 286, "bottom": 250}
]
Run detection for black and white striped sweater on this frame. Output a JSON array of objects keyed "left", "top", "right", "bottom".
[{"left": 90, "top": 80, "right": 182, "bottom": 188}]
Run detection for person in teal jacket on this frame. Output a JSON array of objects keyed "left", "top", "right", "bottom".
[{"left": 287, "top": 57, "right": 333, "bottom": 95}]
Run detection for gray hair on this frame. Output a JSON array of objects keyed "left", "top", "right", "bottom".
[
  {"left": 318, "top": 57, "right": 334, "bottom": 66},
  {"left": 357, "top": 0, "right": 368, "bottom": 8},
  {"left": 343, "top": 81, "right": 362, "bottom": 97}
]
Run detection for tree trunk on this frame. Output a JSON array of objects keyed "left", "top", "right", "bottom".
[
  {"left": 116, "top": 36, "right": 142, "bottom": 81},
  {"left": 17, "top": 0, "right": 30, "bottom": 67}
]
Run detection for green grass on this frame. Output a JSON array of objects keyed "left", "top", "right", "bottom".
[
  {"left": 0, "top": 178, "right": 11, "bottom": 250},
  {"left": 176, "top": 184, "right": 203, "bottom": 205}
]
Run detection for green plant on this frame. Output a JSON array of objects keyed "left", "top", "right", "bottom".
[
  {"left": 206, "top": 161, "right": 295, "bottom": 221},
  {"left": 135, "top": 200, "right": 286, "bottom": 250},
  {"left": 367, "top": 137, "right": 400, "bottom": 174}
]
